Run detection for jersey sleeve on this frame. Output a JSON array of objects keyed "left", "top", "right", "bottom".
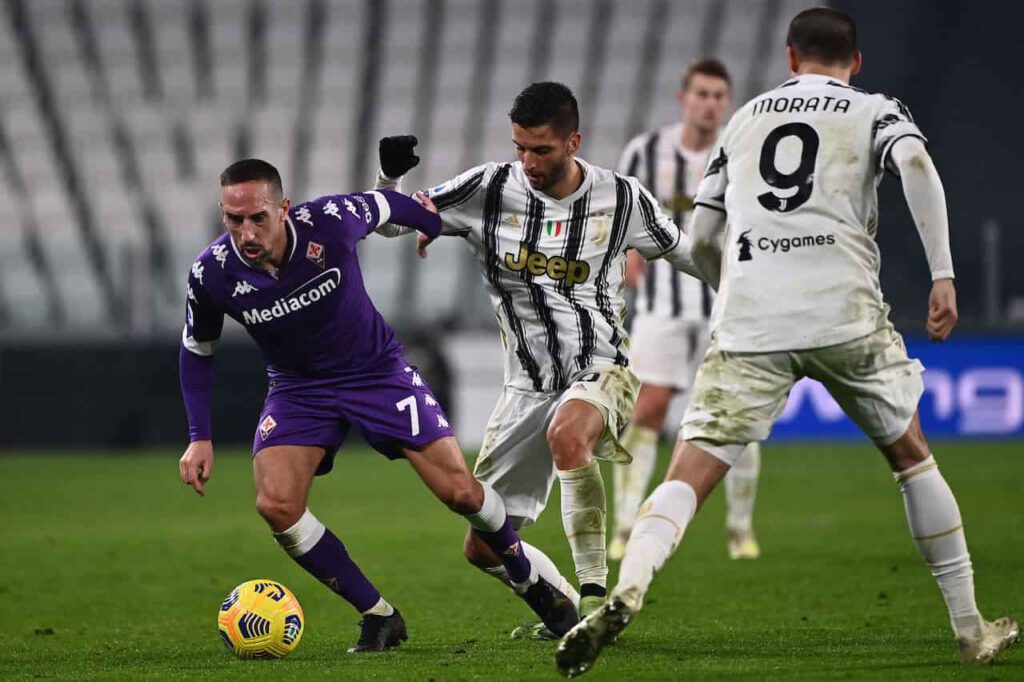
[
  {"left": 872, "top": 95, "right": 927, "bottom": 176},
  {"left": 624, "top": 177, "right": 683, "bottom": 260},
  {"left": 420, "top": 163, "right": 491, "bottom": 236},
  {"left": 296, "top": 193, "right": 395, "bottom": 250},
  {"left": 182, "top": 260, "right": 224, "bottom": 357},
  {"left": 693, "top": 142, "right": 729, "bottom": 213}
]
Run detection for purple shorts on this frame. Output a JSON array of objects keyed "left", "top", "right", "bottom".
[{"left": 252, "top": 364, "right": 454, "bottom": 475}]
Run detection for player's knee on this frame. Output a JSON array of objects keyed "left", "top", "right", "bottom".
[
  {"left": 255, "top": 491, "right": 303, "bottom": 531},
  {"left": 547, "top": 421, "right": 590, "bottom": 468},
  {"left": 444, "top": 477, "right": 483, "bottom": 516}
]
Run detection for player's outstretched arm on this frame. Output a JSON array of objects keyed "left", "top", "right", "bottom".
[
  {"left": 890, "top": 136, "right": 957, "bottom": 341},
  {"left": 626, "top": 181, "right": 714, "bottom": 287},
  {"left": 179, "top": 345, "right": 216, "bottom": 496},
  {"left": 689, "top": 204, "right": 727, "bottom": 290}
]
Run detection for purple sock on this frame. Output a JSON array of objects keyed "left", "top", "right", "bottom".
[
  {"left": 292, "top": 528, "right": 381, "bottom": 613},
  {"left": 473, "top": 518, "right": 533, "bottom": 584}
]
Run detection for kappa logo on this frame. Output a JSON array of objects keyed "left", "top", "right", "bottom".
[
  {"left": 323, "top": 200, "right": 342, "bottom": 220},
  {"left": 500, "top": 214, "right": 521, "bottom": 228},
  {"left": 186, "top": 285, "right": 197, "bottom": 303},
  {"left": 190, "top": 261, "right": 205, "bottom": 285},
  {"left": 437, "top": 415, "right": 450, "bottom": 428},
  {"left": 343, "top": 198, "right": 359, "bottom": 219},
  {"left": 294, "top": 206, "right": 313, "bottom": 226},
  {"left": 424, "top": 394, "right": 437, "bottom": 407},
  {"left": 411, "top": 371, "right": 424, "bottom": 387},
  {"left": 211, "top": 244, "right": 229, "bottom": 268},
  {"left": 259, "top": 414, "right": 277, "bottom": 441},
  {"left": 306, "top": 241, "right": 325, "bottom": 268},
  {"left": 232, "top": 280, "right": 259, "bottom": 297}
]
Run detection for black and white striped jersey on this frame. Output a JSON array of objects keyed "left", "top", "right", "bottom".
[
  {"left": 694, "top": 74, "right": 928, "bottom": 352},
  {"left": 618, "top": 123, "right": 714, "bottom": 322},
  {"left": 422, "top": 159, "right": 688, "bottom": 393}
]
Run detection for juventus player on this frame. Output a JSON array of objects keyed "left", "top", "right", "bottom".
[
  {"left": 375, "top": 82, "right": 708, "bottom": 635},
  {"left": 611, "top": 59, "right": 763, "bottom": 563},
  {"left": 558, "top": 8, "right": 1018, "bottom": 675}
]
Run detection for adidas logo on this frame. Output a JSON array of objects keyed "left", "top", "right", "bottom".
[{"left": 500, "top": 214, "right": 521, "bottom": 228}]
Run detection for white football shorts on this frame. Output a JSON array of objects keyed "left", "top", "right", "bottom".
[
  {"left": 630, "top": 314, "right": 710, "bottom": 391},
  {"left": 473, "top": 363, "right": 639, "bottom": 526},
  {"left": 681, "top": 323, "right": 924, "bottom": 465}
]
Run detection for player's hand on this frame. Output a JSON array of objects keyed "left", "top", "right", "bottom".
[
  {"left": 416, "top": 232, "right": 434, "bottom": 259},
  {"left": 179, "top": 440, "right": 214, "bottom": 496},
  {"left": 413, "top": 191, "right": 438, "bottom": 258},
  {"left": 379, "top": 135, "right": 420, "bottom": 178},
  {"left": 926, "top": 278, "right": 957, "bottom": 342}
]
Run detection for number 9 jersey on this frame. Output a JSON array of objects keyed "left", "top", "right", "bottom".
[{"left": 694, "top": 73, "right": 926, "bottom": 353}]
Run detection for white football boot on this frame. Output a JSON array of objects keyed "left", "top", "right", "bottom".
[{"left": 957, "top": 616, "right": 1019, "bottom": 664}]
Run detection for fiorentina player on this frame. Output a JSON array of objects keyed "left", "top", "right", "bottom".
[
  {"left": 177, "top": 159, "right": 579, "bottom": 653},
  {"left": 612, "top": 58, "right": 763, "bottom": 563},
  {"left": 557, "top": 8, "right": 1018, "bottom": 676},
  {"left": 374, "top": 82, "right": 711, "bottom": 637}
]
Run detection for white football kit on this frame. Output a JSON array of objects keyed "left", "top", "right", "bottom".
[
  {"left": 618, "top": 122, "right": 714, "bottom": 390},
  {"left": 683, "top": 73, "right": 945, "bottom": 459},
  {"left": 382, "top": 159, "right": 702, "bottom": 523}
]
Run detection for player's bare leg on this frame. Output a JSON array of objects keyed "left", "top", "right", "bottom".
[
  {"left": 880, "top": 414, "right": 1018, "bottom": 664},
  {"left": 725, "top": 442, "right": 761, "bottom": 559},
  {"left": 253, "top": 446, "right": 403, "bottom": 652},
  {"left": 406, "top": 437, "right": 579, "bottom": 636},
  {"left": 611, "top": 384, "right": 671, "bottom": 561},
  {"left": 548, "top": 399, "right": 611, "bottom": 616},
  {"left": 557, "top": 439, "right": 729, "bottom": 677}
]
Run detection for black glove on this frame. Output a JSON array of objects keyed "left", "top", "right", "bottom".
[{"left": 379, "top": 135, "right": 420, "bottom": 178}]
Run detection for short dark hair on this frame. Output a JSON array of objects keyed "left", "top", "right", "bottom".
[
  {"left": 509, "top": 82, "right": 580, "bottom": 137},
  {"left": 681, "top": 58, "right": 732, "bottom": 91},
  {"left": 786, "top": 7, "right": 858, "bottom": 65},
  {"left": 220, "top": 158, "right": 283, "bottom": 198}
]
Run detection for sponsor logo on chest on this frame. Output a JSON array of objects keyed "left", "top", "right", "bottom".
[
  {"left": 241, "top": 268, "right": 341, "bottom": 325},
  {"left": 504, "top": 242, "right": 591, "bottom": 287}
]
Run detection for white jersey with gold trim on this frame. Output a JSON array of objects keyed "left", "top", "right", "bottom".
[
  {"left": 619, "top": 123, "right": 714, "bottom": 322},
  {"left": 694, "top": 73, "right": 927, "bottom": 352},
  {"left": 423, "top": 159, "right": 687, "bottom": 393}
]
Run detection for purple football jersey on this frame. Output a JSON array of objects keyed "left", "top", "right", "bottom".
[{"left": 183, "top": 191, "right": 405, "bottom": 378}]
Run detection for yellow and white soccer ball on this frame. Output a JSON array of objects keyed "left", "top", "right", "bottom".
[{"left": 217, "top": 579, "right": 304, "bottom": 659}]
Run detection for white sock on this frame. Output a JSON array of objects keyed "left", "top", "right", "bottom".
[
  {"left": 558, "top": 460, "right": 608, "bottom": 588},
  {"left": 615, "top": 480, "right": 697, "bottom": 610},
  {"left": 479, "top": 543, "right": 580, "bottom": 606},
  {"left": 272, "top": 508, "right": 326, "bottom": 557},
  {"left": 895, "top": 456, "right": 981, "bottom": 638},
  {"left": 362, "top": 597, "right": 395, "bottom": 617},
  {"left": 724, "top": 442, "right": 761, "bottom": 535},
  {"left": 613, "top": 424, "right": 659, "bottom": 537},
  {"left": 464, "top": 480, "right": 507, "bottom": 532}
]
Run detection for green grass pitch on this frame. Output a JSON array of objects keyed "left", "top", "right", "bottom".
[{"left": 1, "top": 442, "right": 1021, "bottom": 680}]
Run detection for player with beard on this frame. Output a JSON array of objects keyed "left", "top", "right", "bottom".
[{"left": 374, "top": 82, "right": 711, "bottom": 638}]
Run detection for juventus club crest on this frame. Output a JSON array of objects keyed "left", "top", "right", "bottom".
[{"left": 306, "top": 241, "right": 325, "bottom": 268}]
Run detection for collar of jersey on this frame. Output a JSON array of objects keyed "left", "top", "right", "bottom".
[
  {"left": 781, "top": 73, "right": 845, "bottom": 87},
  {"left": 228, "top": 216, "right": 299, "bottom": 273},
  {"left": 520, "top": 158, "right": 595, "bottom": 207}
]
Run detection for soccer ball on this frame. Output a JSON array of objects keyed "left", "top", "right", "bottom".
[{"left": 217, "top": 579, "right": 304, "bottom": 659}]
